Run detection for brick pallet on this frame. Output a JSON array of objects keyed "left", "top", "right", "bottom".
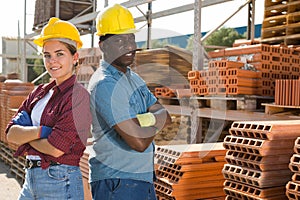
[
  {"left": 222, "top": 120, "right": 300, "bottom": 200},
  {"left": 154, "top": 143, "right": 227, "bottom": 200},
  {"left": 207, "top": 44, "right": 300, "bottom": 97}
]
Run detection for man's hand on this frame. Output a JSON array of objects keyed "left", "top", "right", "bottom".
[{"left": 12, "top": 110, "right": 32, "bottom": 126}]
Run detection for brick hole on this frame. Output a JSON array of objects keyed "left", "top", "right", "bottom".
[
  {"left": 295, "top": 174, "right": 300, "bottom": 182},
  {"left": 292, "top": 165, "right": 298, "bottom": 172},
  {"left": 247, "top": 132, "right": 254, "bottom": 138},
  {"left": 293, "top": 156, "right": 300, "bottom": 163},
  {"left": 251, "top": 124, "right": 258, "bottom": 129},
  {"left": 232, "top": 122, "right": 239, "bottom": 128},
  {"left": 289, "top": 182, "right": 296, "bottom": 190},
  {"left": 256, "top": 156, "right": 262, "bottom": 162},
  {"left": 256, "top": 141, "right": 263, "bottom": 146},
  {"left": 244, "top": 154, "right": 250, "bottom": 159},
  {"left": 261, "top": 133, "right": 267, "bottom": 139},
  {"left": 249, "top": 140, "right": 255, "bottom": 145}
]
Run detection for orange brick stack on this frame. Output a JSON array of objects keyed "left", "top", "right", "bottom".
[
  {"left": 0, "top": 82, "right": 34, "bottom": 149},
  {"left": 154, "top": 143, "right": 227, "bottom": 200},
  {"left": 188, "top": 60, "right": 260, "bottom": 96},
  {"left": 223, "top": 120, "right": 300, "bottom": 199},
  {"left": 286, "top": 137, "right": 300, "bottom": 199},
  {"left": 207, "top": 44, "right": 300, "bottom": 97},
  {"left": 0, "top": 81, "right": 34, "bottom": 183},
  {"left": 275, "top": 79, "right": 300, "bottom": 106},
  {"left": 155, "top": 87, "right": 176, "bottom": 98}
]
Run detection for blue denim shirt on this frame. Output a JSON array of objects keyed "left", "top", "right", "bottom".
[{"left": 88, "top": 61, "right": 157, "bottom": 183}]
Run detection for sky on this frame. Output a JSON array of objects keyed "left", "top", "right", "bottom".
[{"left": 0, "top": 0, "right": 264, "bottom": 71}]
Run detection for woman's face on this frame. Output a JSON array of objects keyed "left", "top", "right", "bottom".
[{"left": 42, "top": 40, "right": 78, "bottom": 85}]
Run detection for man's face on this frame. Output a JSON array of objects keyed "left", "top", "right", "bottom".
[{"left": 102, "top": 33, "right": 137, "bottom": 70}]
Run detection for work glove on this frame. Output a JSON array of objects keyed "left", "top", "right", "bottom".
[
  {"left": 136, "top": 112, "right": 156, "bottom": 127},
  {"left": 12, "top": 110, "right": 33, "bottom": 126},
  {"left": 39, "top": 126, "right": 52, "bottom": 139}
]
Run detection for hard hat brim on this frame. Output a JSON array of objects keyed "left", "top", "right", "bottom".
[
  {"left": 96, "top": 28, "right": 138, "bottom": 36},
  {"left": 33, "top": 35, "right": 83, "bottom": 49}
]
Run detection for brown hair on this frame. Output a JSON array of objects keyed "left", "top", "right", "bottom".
[{"left": 60, "top": 42, "right": 78, "bottom": 67}]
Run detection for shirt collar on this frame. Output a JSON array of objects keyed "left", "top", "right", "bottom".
[
  {"left": 41, "top": 74, "right": 76, "bottom": 94},
  {"left": 101, "top": 60, "right": 131, "bottom": 78}
]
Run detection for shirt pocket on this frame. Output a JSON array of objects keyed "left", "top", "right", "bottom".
[{"left": 129, "top": 96, "right": 140, "bottom": 114}]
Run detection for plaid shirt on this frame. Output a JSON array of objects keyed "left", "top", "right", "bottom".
[{"left": 6, "top": 75, "right": 92, "bottom": 169}]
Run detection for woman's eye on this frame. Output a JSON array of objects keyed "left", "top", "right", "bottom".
[
  {"left": 57, "top": 52, "right": 64, "bottom": 57},
  {"left": 43, "top": 54, "right": 50, "bottom": 59}
]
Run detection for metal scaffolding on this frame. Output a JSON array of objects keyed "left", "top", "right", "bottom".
[{"left": 21, "top": 0, "right": 256, "bottom": 82}]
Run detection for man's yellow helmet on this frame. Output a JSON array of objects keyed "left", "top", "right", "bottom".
[{"left": 96, "top": 4, "right": 137, "bottom": 36}]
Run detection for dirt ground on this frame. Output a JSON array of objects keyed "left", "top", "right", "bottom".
[{"left": 0, "top": 159, "right": 22, "bottom": 199}]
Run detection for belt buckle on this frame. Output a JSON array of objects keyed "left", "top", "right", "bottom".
[{"left": 27, "top": 160, "right": 33, "bottom": 169}]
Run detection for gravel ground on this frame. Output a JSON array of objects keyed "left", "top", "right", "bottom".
[{"left": 0, "top": 159, "right": 22, "bottom": 200}]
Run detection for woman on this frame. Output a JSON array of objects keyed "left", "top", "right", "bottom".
[{"left": 5, "top": 17, "right": 92, "bottom": 200}]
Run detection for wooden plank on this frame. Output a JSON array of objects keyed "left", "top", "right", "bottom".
[{"left": 262, "top": 102, "right": 300, "bottom": 114}]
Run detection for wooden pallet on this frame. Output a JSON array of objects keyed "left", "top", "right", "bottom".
[{"left": 262, "top": 103, "right": 300, "bottom": 115}]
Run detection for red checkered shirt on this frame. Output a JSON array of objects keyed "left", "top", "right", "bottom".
[{"left": 6, "top": 75, "right": 92, "bottom": 169}]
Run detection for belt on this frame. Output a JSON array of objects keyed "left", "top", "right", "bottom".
[{"left": 25, "top": 159, "right": 60, "bottom": 169}]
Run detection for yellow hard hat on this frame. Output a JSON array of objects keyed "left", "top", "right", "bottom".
[
  {"left": 96, "top": 4, "right": 137, "bottom": 36},
  {"left": 33, "top": 17, "right": 83, "bottom": 49}
]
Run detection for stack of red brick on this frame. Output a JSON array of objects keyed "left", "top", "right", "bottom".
[
  {"left": 188, "top": 60, "right": 261, "bottom": 96},
  {"left": 222, "top": 120, "right": 300, "bottom": 199},
  {"left": 275, "top": 79, "right": 300, "bottom": 106},
  {"left": 0, "top": 81, "right": 34, "bottom": 183},
  {"left": 0, "top": 82, "right": 34, "bottom": 150},
  {"left": 194, "top": 43, "right": 300, "bottom": 97},
  {"left": 154, "top": 143, "right": 226, "bottom": 200},
  {"left": 286, "top": 137, "right": 300, "bottom": 199}
]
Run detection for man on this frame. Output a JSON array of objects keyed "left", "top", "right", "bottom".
[{"left": 88, "top": 4, "right": 172, "bottom": 200}]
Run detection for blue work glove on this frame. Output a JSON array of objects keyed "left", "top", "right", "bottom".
[
  {"left": 12, "top": 110, "right": 32, "bottom": 126},
  {"left": 39, "top": 126, "right": 52, "bottom": 139}
]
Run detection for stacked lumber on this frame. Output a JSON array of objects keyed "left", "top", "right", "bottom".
[
  {"left": 208, "top": 44, "right": 300, "bottom": 97},
  {"left": 188, "top": 60, "right": 260, "bottom": 96},
  {"left": 223, "top": 120, "right": 300, "bottom": 199},
  {"left": 154, "top": 143, "right": 227, "bottom": 200},
  {"left": 261, "top": 0, "right": 300, "bottom": 45},
  {"left": 134, "top": 46, "right": 192, "bottom": 94},
  {"left": 134, "top": 48, "right": 170, "bottom": 87}
]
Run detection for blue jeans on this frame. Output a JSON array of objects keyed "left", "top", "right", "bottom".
[
  {"left": 91, "top": 179, "right": 157, "bottom": 200},
  {"left": 18, "top": 165, "right": 84, "bottom": 200}
]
